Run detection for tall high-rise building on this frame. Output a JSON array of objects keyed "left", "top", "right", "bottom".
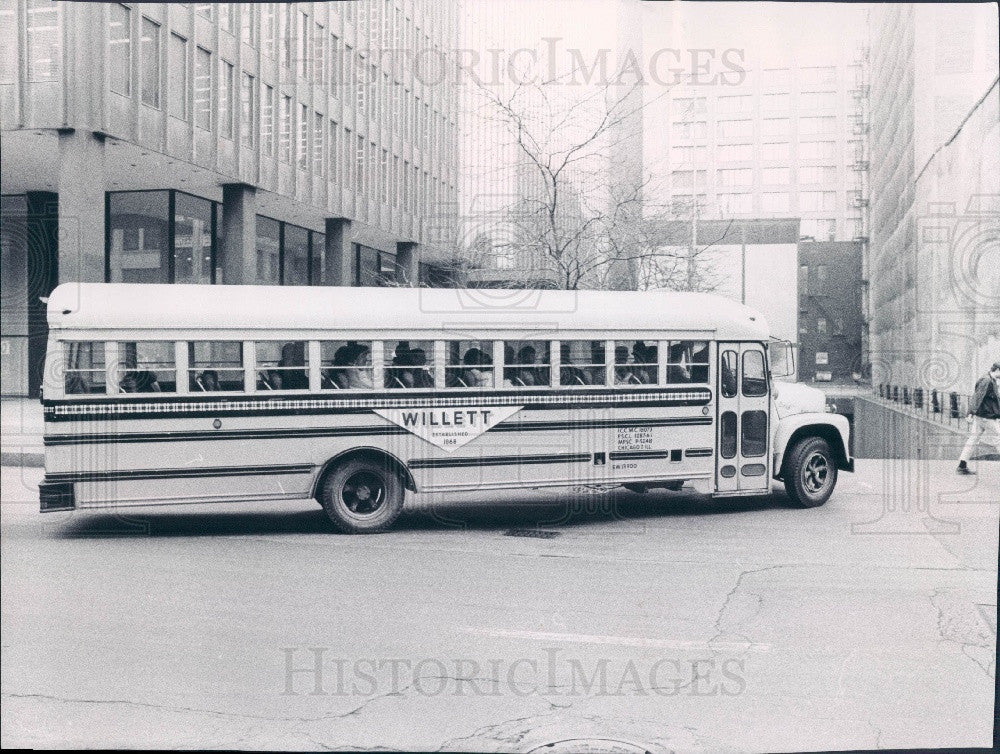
[
  {"left": 645, "top": 44, "right": 867, "bottom": 244},
  {"left": 0, "top": 0, "right": 461, "bottom": 396},
  {"left": 866, "top": 3, "right": 999, "bottom": 393}
]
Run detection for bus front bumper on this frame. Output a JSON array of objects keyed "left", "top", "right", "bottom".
[{"left": 39, "top": 479, "right": 75, "bottom": 512}]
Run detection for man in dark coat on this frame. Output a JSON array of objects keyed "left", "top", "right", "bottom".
[{"left": 957, "top": 361, "right": 1000, "bottom": 475}]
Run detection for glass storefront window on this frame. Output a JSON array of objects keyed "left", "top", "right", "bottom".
[
  {"left": 283, "top": 224, "right": 309, "bottom": 285},
  {"left": 255, "top": 216, "right": 281, "bottom": 284},
  {"left": 310, "top": 233, "right": 326, "bottom": 285},
  {"left": 108, "top": 191, "right": 170, "bottom": 283},
  {"left": 174, "top": 193, "right": 213, "bottom": 285}
]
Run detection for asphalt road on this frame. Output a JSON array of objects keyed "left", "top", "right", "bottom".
[{"left": 2, "top": 460, "right": 996, "bottom": 752}]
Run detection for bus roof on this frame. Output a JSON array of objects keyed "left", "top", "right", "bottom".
[{"left": 46, "top": 283, "right": 771, "bottom": 340}]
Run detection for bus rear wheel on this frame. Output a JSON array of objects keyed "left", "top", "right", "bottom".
[
  {"left": 318, "top": 457, "right": 404, "bottom": 534},
  {"left": 783, "top": 436, "right": 837, "bottom": 508}
]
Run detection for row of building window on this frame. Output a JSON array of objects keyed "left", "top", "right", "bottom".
[
  {"left": 62, "top": 339, "right": 714, "bottom": 395},
  {"left": 106, "top": 189, "right": 399, "bottom": 287},
  {"left": 672, "top": 140, "right": 864, "bottom": 164},
  {"left": 673, "top": 116, "right": 842, "bottom": 141},
  {"left": 675, "top": 90, "right": 840, "bottom": 115},
  {"left": 672, "top": 167, "right": 843, "bottom": 189}
]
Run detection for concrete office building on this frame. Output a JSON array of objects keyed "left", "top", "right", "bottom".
[
  {"left": 647, "top": 50, "right": 866, "bottom": 242},
  {"left": 0, "top": 0, "right": 460, "bottom": 396},
  {"left": 866, "top": 3, "right": 999, "bottom": 395}
]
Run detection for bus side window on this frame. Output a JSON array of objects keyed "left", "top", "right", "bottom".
[
  {"left": 384, "top": 340, "right": 434, "bottom": 389},
  {"left": 560, "top": 341, "right": 605, "bottom": 386},
  {"left": 188, "top": 341, "right": 244, "bottom": 392},
  {"left": 64, "top": 341, "right": 106, "bottom": 395},
  {"left": 721, "top": 350, "right": 738, "bottom": 398},
  {"left": 615, "top": 340, "right": 656, "bottom": 385},
  {"left": 320, "top": 341, "right": 373, "bottom": 390},
  {"left": 256, "top": 340, "right": 309, "bottom": 391},
  {"left": 118, "top": 341, "right": 175, "bottom": 393},
  {"left": 502, "top": 340, "right": 551, "bottom": 388},
  {"left": 446, "top": 340, "right": 493, "bottom": 388},
  {"left": 742, "top": 349, "right": 768, "bottom": 397},
  {"left": 667, "top": 340, "right": 710, "bottom": 384}
]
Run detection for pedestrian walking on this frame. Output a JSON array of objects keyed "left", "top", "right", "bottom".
[{"left": 957, "top": 361, "right": 1000, "bottom": 475}]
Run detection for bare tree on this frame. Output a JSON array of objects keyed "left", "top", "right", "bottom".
[{"left": 469, "top": 66, "right": 719, "bottom": 291}]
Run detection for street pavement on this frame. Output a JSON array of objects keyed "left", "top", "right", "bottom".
[{"left": 1, "top": 459, "right": 996, "bottom": 752}]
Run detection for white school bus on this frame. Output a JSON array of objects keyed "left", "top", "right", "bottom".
[{"left": 39, "top": 283, "right": 853, "bottom": 533}]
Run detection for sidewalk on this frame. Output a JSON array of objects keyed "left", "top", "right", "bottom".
[{"left": 1, "top": 397, "right": 43, "bottom": 467}]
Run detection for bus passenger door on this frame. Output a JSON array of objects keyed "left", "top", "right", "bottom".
[{"left": 716, "top": 343, "right": 770, "bottom": 493}]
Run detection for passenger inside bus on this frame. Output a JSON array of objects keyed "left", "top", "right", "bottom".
[
  {"left": 193, "top": 370, "right": 220, "bottom": 392},
  {"left": 120, "top": 370, "right": 161, "bottom": 393},
  {"left": 278, "top": 342, "right": 308, "bottom": 390},
  {"left": 614, "top": 346, "right": 641, "bottom": 385},
  {"left": 459, "top": 347, "right": 492, "bottom": 387}
]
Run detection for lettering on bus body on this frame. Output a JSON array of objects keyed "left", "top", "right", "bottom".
[{"left": 373, "top": 405, "right": 523, "bottom": 451}]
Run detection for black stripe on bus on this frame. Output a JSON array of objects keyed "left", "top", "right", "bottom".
[
  {"left": 408, "top": 453, "right": 591, "bottom": 470},
  {"left": 608, "top": 450, "right": 674, "bottom": 461},
  {"left": 44, "top": 415, "right": 713, "bottom": 447},
  {"left": 42, "top": 387, "right": 712, "bottom": 422},
  {"left": 685, "top": 448, "right": 714, "bottom": 457},
  {"left": 44, "top": 463, "right": 315, "bottom": 485}
]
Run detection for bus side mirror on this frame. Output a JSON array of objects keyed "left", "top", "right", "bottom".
[{"left": 769, "top": 339, "right": 795, "bottom": 379}]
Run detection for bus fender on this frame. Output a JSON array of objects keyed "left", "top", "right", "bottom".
[
  {"left": 311, "top": 447, "right": 418, "bottom": 497},
  {"left": 773, "top": 413, "right": 852, "bottom": 478}
]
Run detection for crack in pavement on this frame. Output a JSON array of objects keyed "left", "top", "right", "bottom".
[
  {"left": 930, "top": 589, "right": 996, "bottom": 679},
  {"left": 709, "top": 563, "right": 791, "bottom": 649}
]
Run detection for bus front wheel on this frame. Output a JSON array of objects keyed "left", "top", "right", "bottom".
[
  {"left": 318, "top": 457, "right": 404, "bottom": 534},
  {"left": 782, "top": 437, "right": 837, "bottom": 508}
]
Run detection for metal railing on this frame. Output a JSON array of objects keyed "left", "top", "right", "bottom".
[{"left": 874, "top": 383, "right": 974, "bottom": 429}]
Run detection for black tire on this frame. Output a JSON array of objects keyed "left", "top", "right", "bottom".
[
  {"left": 783, "top": 437, "right": 838, "bottom": 508},
  {"left": 664, "top": 480, "right": 685, "bottom": 492},
  {"left": 317, "top": 457, "right": 404, "bottom": 534}
]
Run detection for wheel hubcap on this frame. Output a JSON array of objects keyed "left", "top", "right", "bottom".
[
  {"left": 802, "top": 452, "right": 829, "bottom": 494},
  {"left": 341, "top": 471, "right": 386, "bottom": 515}
]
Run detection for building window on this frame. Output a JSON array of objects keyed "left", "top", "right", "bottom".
[
  {"left": 801, "top": 218, "right": 836, "bottom": 241},
  {"left": 762, "top": 92, "right": 788, "bottom": 110},
  {"left": 718, "top": 193, "right": 752, "bottom": 215},
  {"left": 240, "top": 5, "right": 258, "bottom": 47},
  {"left": 817, "top": 319, "right": 828, "bottom": 335},
  {"left": 672, "top": 120, "right": 707, "bottom": 140},
  {"left": 26, "top": 0, "right": 61, "bottom": 81},
  {"left": 761, "top": 142, "right": 789, "bottom": 160},
  {"left": 800, "top": 91, "right": 837, "bottom": 109},
  {"left": 717, "top": 119, "right": 751, "bottom": 139},
  {"left": 173, "top": 192, "right": 214, "bottom": 285},
  {"left": 329, "top": 120, "right": 339, "bottom": 181},
  {"left": 672, "top": 170, "right": 707, "bottom": 189},
  {"left": 297, "top": 11, "right": 311, "bottom": 79},
  {"left": 763, "top": 68, "right": 789, "bottom": 88},
  {"left": 280, "top": 4, "right": 293, "bottom": 69},
  {"left": 256, "top": 216, "right": 281, "bottom": 284},
  {"left": 168, "top": 33, "right": 188, "bottom": 120},
  {"left": 762, "top": 118, "right": 789, "bottom": 137},
  {"left": 219, "top": 60, "right": 234, "bottom": 138},
  {"left": 674, "top": 95, "right": 707, "bottom": 114},
  {"left": 799, "top": 116, "right": 837, "bottom": 136},
  {"left": 219, "top": 4, "right": 235, "bottom": 34},
  {"left": 716, "top": 94, "right": 750, "bottom": 113},
  {"left": 279, "top": 95, "right": 292, "bottom": 163},
  {"left": 262, "top": 84, "right": 275, "bottom": 156},
  {"left": 800, "top": 66, "right": 836, "bottom": 87},
  {"left": 194, "top": 47, "right": 211, "bottom": 130},
  {"left": 240, "top": 72, "right": 255, "bottom": 147},
  {"left": 108, "top": 191, "right": 170, "bottom": 283},
  {"left": 330, "top": 34, "right": 342, "bottom": 95},
  {"left": 800, "top": 191, "right": 836, "bottom": 212},
  {"left": 313, "top": 112, "right": 325, "bottom": 175},
  {"left": 140, "top": 17, "right": 161, "bottom": 108},
  {"left": 298, "top": 104, "right": 309, "bottom": 170},
  {"left": 108, "top": 4, "right": 131, "bottom": 95},
  {"left": 800, "top": 141, "right": 836, "bottom": 160},
  {"left": 284, "top": 224, "right": 309, "bottom": 285},
  {"left": 762, "top": 167, "right": 790, "bottom": 185},
  {"left": 314, "top": 23, "right": 326, "bottom": 88},
  {"left": 716, "top": 143, "right": 750, "bottom": 162},
  {"left": 356, "top": 135, "right": 365, "bottom": 196},
  {"left": 108, "top": 190, "right": 221, "bottom": 285},
  {"left": 311, "top": 233, "right": 326, "bottom": 284},
  {"left": 816, "top": 351, "right": 829, "bottom": 365},
  {"left": 261, "top": 3, "right": 276, "bottom": 58},
  {"left": 717, "top": 168, "right": 751, "bottom": 188},
  {"left": 761, "top": 192, "right": 790, "bottom": 212}
]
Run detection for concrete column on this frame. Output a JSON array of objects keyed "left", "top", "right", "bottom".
[
  {"left": 395, "top": 241, "right": 420, "bottom": 287},
  {"left": 221, "top": 184, "right": 257, "bottom": 285},
  {"left": 324, "top": 218, "right": 354, "bottom": 286},
  {"left": 57, "top": 131, "right": 106, "bottom": 284}
]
